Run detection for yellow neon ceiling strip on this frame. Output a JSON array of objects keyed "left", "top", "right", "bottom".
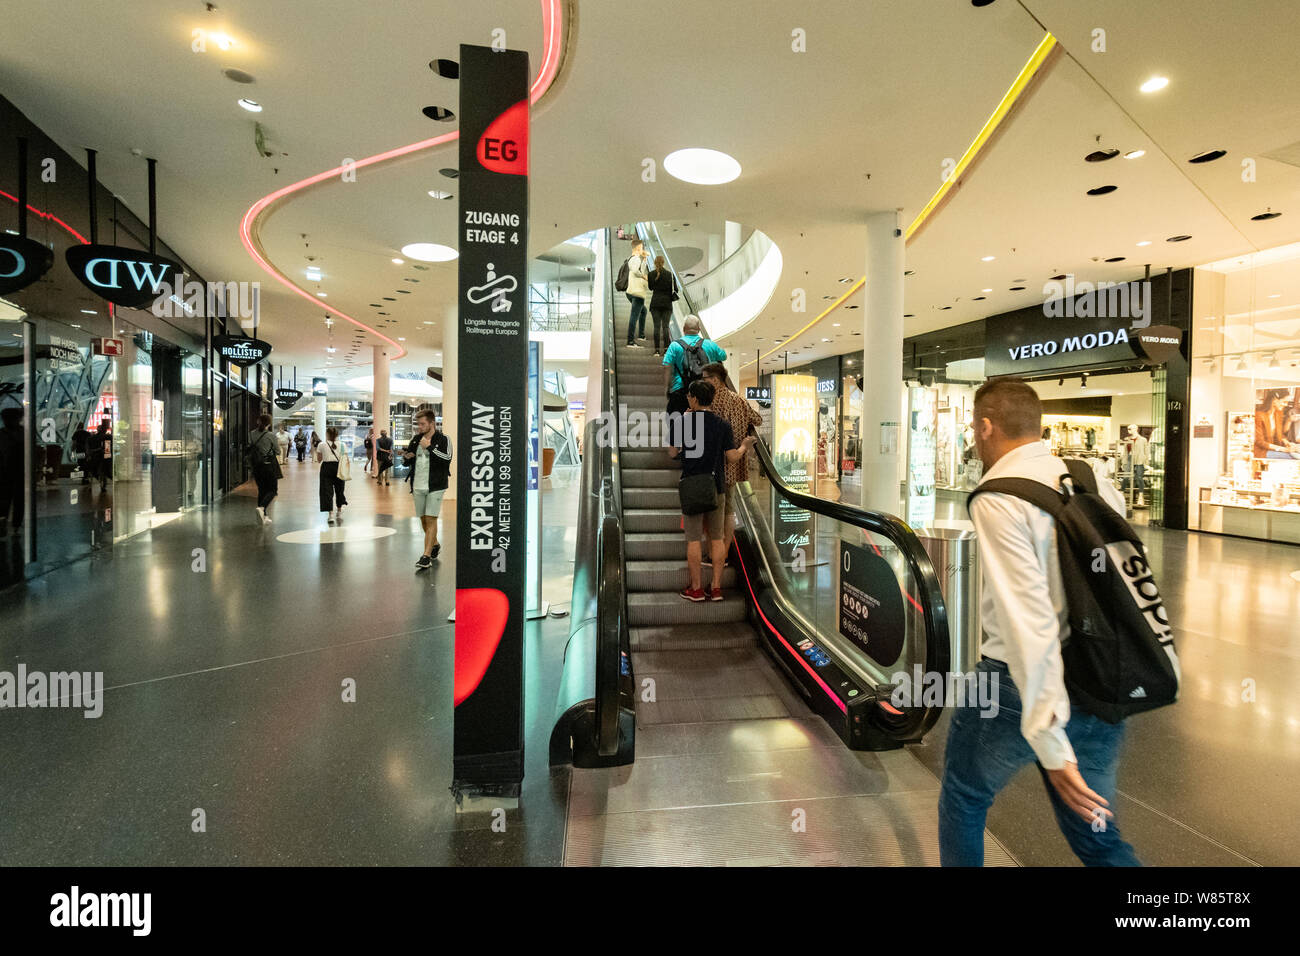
[{"left": 741, "top": 32, "right": 1058, "bottom": 371}]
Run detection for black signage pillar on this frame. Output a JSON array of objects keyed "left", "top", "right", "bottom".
[{"left": 452, "top": 43, "right": 530, "bottom": 800}]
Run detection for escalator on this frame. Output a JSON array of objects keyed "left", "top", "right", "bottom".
[{"left": 552, "top": 225, "right": 950, "bottom": 773}]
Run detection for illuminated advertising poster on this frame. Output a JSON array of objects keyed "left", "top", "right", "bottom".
[
  {"left": 772, "top": 374, "right": 817, "bottom": 564},
  {"left": 907, "top": 386, "right": 937, "bottom": 527},
  {"left": 453, "top": 43, "right": 530, "bottom": 798}
]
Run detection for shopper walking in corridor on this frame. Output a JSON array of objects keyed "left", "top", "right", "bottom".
[
  {"left": 404, "top": 409, "right": 452, "bottom": 571},
  {"left": 363, "top": 427, "right": 376, "bottom": 475},
  {"left": 375, "top": 428, "right": 394, "bottom": 486},
  {"left": 248, "top": 414, "right": 281, "bottom": 525},
  {"left": 275, "top": 421, "right": 291, "bottom": 465},
  {"left": 315, "top": 426, "right": 350, "bottom": 523},
  {"left": 938, "top": 378, "right": 1141, "bottom": 867},
  {"left": 294, "top": 428, "right": 307, "bottom": 462}
]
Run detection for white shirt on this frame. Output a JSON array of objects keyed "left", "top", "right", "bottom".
[
  {"left": 625, "top": 253, "right": 651, "bottom": 297},
  {"left": 969, "top": 441, "right": 1127, "bottom": 770}
]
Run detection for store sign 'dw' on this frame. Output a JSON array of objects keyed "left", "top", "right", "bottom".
[{"left": 66, "top": 244, "right": 183, "bottom": 309}]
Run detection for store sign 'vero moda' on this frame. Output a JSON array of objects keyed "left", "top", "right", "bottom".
[
  {"left": 212, "top": 334, "right": 272, "bottom": 368},
  {"left": 1131, "top": 325, "right": 1183, "bottom": 364},
  {"left": 273, "top": 388, "right": 303, "bottom": 411},
  {"left": 453, "top": 43, "right": 530, "bottom": 797},
  {"left": 0, "top": 233, "right": 55, "bottom": 295},
  {"left": 772, "top": 375, "right": 817, "bottom": 565},
  {"left": 66, "top": 244, "right": 183, "bottom": 310}
]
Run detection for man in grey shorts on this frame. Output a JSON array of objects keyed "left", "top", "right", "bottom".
[
  {"left": 403, "top": 409, "right": 453, "bottom": 572},
  {"left": 670, "top": 380, "right": 756, "bottom": 602}
]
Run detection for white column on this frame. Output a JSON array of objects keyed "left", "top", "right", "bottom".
[
  {"left": 372, "top": 345, "right": 390, "bottom": 442},
  {"left": 314, "top": 388, "right": 326, "bottom": 438},
  {"left": 707, "top": 234, "right": 722, "bottom": 272},
  {"left": 724, "top": 220, "right": 742, "bottom": 260},
  {"left": 860, "top": 210, "right": 905, "bottom": 514},
  {"left": 440, "top": 313, "right": 458, "bottom": 502}
]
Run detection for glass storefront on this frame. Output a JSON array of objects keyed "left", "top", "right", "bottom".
[{"left": 1190, "top": 245, "right": 1300, "bottom": 544}]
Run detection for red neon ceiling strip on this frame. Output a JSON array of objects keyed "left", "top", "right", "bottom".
[
  {"left": 238, "top": 0, "right": 565, "bottom": 368},
  {"left": 0, "top": 190, "right": 90, "bottom": 245}
]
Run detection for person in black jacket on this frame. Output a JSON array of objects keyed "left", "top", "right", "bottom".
[
  {"left": 403, "top": 409, "right": 453, "bottom": 571},
  {"left": 0, "top": 407, "right": 24, "bottom": 535},
  {"left": 71, "top": 422, "right": 91, "bottom": 484},
  {"left": 645, "top": 255, "right": 677, "bottom": 356}
]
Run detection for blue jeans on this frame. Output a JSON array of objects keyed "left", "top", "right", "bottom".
[
  {"left": 938, "top": 659, "right": 1140, "bottom": 866},
  {"left": 626, "top": 294, "right": 646, "bottom": 343}
]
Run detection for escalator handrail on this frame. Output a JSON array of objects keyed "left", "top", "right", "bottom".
[
  {"left": 748, "top": 434, "right": 951, "bottom": 708},
  {"left": 594, "top": 504, "right": 623, "bottom": 754}
]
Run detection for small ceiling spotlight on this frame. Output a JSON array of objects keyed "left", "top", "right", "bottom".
[
  {"left": 237, "top": 98, "right": 262, "bottom": 112},
  {"left": 1140, "top": 76, "right": 1169, "bottom": 93}
]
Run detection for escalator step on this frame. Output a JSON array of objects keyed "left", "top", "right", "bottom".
[
  {"left": 621, "top": 468, "right": 679, "bottom": 488},
  {"left": 625, "top": 559, "right": 736, "bottom": 592},
  {"left": 629, "top": 623, "right": 756, "bottom": 651},
  {"left": 622, "top": 509, "right": 686, "bottom": 533},
  {"left": 623, "top": 532, "right": 689, "bottom": 560},
  {"left": 627, "top": 591, "right": 748, "bottom": 626}
]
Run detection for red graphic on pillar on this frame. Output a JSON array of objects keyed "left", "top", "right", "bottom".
[
  {"left": 476, "top": 99, "right": 529, "bottom": 175},
  {"left": 453, "top": 588, "right": 510, "bottom": 705}
]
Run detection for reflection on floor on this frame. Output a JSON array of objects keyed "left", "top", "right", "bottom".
[
  {"left": 1, "top": 454, "right": 1297, "bottom": 865},
  {"left": 0, "top": 459, "right": 581, "bottom": 865}
]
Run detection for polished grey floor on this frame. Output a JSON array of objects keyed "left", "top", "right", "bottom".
[
  {"left": 2, "top": 446, "right": 1297, "bottom": 866},
  {"left": 0, "top": 459, "right": 581, "bottom": 865}
]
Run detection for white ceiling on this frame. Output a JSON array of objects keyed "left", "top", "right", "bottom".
[{"left": 3, "top": 0, "right": 1298, "bottom": 392}]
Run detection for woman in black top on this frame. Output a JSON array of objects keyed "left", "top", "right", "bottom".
[
  {"left": 375, "top": 428, "right": 394, "bottom": 486},
  {"left": 645, "top": 255, "right": 678, "bottom": 357},
  {"left": 248, "top": 414, "right": 280, "bottom": 525}
]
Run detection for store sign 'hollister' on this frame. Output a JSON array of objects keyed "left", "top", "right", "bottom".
[
  {"left": 66, "top": 244, "right": 182, "bottom": 309},
  {"left": 0, "top": 234, "right": 55, "bottom": 295},
  {"left": 212, "top": 334, "right": 272, "bottom": 367}
]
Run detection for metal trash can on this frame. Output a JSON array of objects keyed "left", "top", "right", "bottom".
[{"left": 916, "top": 527, "right": 980, "bottom": 675}]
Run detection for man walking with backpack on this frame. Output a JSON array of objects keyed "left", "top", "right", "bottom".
[
  {"left": 662, "top": 314, "right": 726, "bottom": 422},
  {"left": 617, "top": 239, "right": 652, "bottom": 347},
  {"left": 938, "top": 378, "right": 1178, "bottom": 867}
]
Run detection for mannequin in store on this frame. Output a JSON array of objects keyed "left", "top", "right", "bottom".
[{"left": 1127, "top": 425, "right": 1149, "bottom": 507}]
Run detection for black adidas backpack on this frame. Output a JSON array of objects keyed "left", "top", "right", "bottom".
[
  {"left": 968, "top": 459, "right": 1180, "bottom": 723},
  {"left": 614, "top": 258, "right": 630, "bottom": 292}
]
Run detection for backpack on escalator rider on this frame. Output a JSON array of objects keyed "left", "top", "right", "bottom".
[{"left": 675, "top": 338, "right": 710, "bottom": 388}]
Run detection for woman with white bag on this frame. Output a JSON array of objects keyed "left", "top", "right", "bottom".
[{"left": 314, "top": 426, "right": 351, "bottom": 523}]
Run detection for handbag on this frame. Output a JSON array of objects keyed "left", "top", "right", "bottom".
[
  {"left": 678, "top": 472, "right": 719, "bottom": 516},
  {"left": 671, "top": 276, "right": 680, "bottom": 302}
]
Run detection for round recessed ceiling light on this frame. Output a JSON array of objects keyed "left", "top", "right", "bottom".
[
  {"left": 400, "top": 242, "right": 457, "bottom": 262},
  {"left": 429, "top": 58, "right": 460, "bottom": 78},
  {"left": 1105, "top": 256, "right": 1126, "bottom": 262},
  {"left": 1251, "top": 210, "right": 1282, "bottom": 221},
  {"left": 981, "top": 255, "right": 996, "bottom": 262},
  {"left": 1085, "top": 148, "right": 1121, "bottom": 163},
  {"left": 427, "top": 190, "right": 454, "bottom": 200},
  {"left": 391, "top": 258, "right": 404, "bottom": 265},
  {"left": 439, "top": 168, "right": 459, "bottom": 179},
  {"left": 1188, "top": 148, "right": 1226, "bottom": 164},
  {"left": 972, "top": 296, "right": 986, "bottom": 301},
  {"left": 422, "top": 105, "right": 455, "bottom": 122},
  {"left": 904, "top": 314, "right": 914, "bottom": 318},
  {"left": 1009, "top": 286, "right": 1026, "bottom": 291},
  {"left": 383, "top": 297, "right": 396, "bottom": 301},
  {"left": 663, "top": 148, "right": 741, "bottom": 185},
  {"left": 1140, "top": 76, "right": 1169, "bottom": 93},
  {"left": 222, "top": 68, "right": 256, "bottom": 84},
  {"left": 1124, "top": 149, "right": 1146, "bottom": 159},
  {"left": 316, "top": 292, "right": 327, "bottom": 298},
  {"left": 1166, "top": 234, "right": 1192, "bottom": 242},
  {"left": 237, "top": 98, "right": 263, "bottom": 112},
  {"left": 1087, "top": 185, "right": 1118, "bottom": 196},
  {"left": 1050, "top": 274, "right": 1068, "bottom": 281},
  {"left": 845, "top": 305, "right": 860, "bottom": 310},
  {"left": 981, "top": 288, "right": 993, "bottom": 293},
  {"left": 1137, "top": 240, "right": 1152, "bottom": 246}
]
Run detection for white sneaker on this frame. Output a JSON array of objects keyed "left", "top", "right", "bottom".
[
  {"left": 262, "top": 511, "right": 273, "bottom": 525},
  {"left": 256, "top": 506, "right": 266, "bottom": 524}
]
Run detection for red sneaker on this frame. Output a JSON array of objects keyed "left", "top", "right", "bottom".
[
  {"left": 679, "top": 587, "right": 706, "bottom": 602},
  {"left": 709, "top": 588, "right": 724, "bottom": 602}
]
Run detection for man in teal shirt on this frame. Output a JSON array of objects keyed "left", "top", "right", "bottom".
[{"left": 662, "top": 314, "right": 727, "bottom": 419}]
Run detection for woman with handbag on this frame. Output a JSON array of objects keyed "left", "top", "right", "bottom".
[
  {"left": 314, "top": 425, "right": 351, "bottom": 523},
  {"left": 672, "top": 380, "right": 757, "bottom": 602},
  {"left": 248, "top": 414, "right": 282, "bottom": 525},
  {"left": 645, "top": 255, "right": 678, "bottom": 357}
]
